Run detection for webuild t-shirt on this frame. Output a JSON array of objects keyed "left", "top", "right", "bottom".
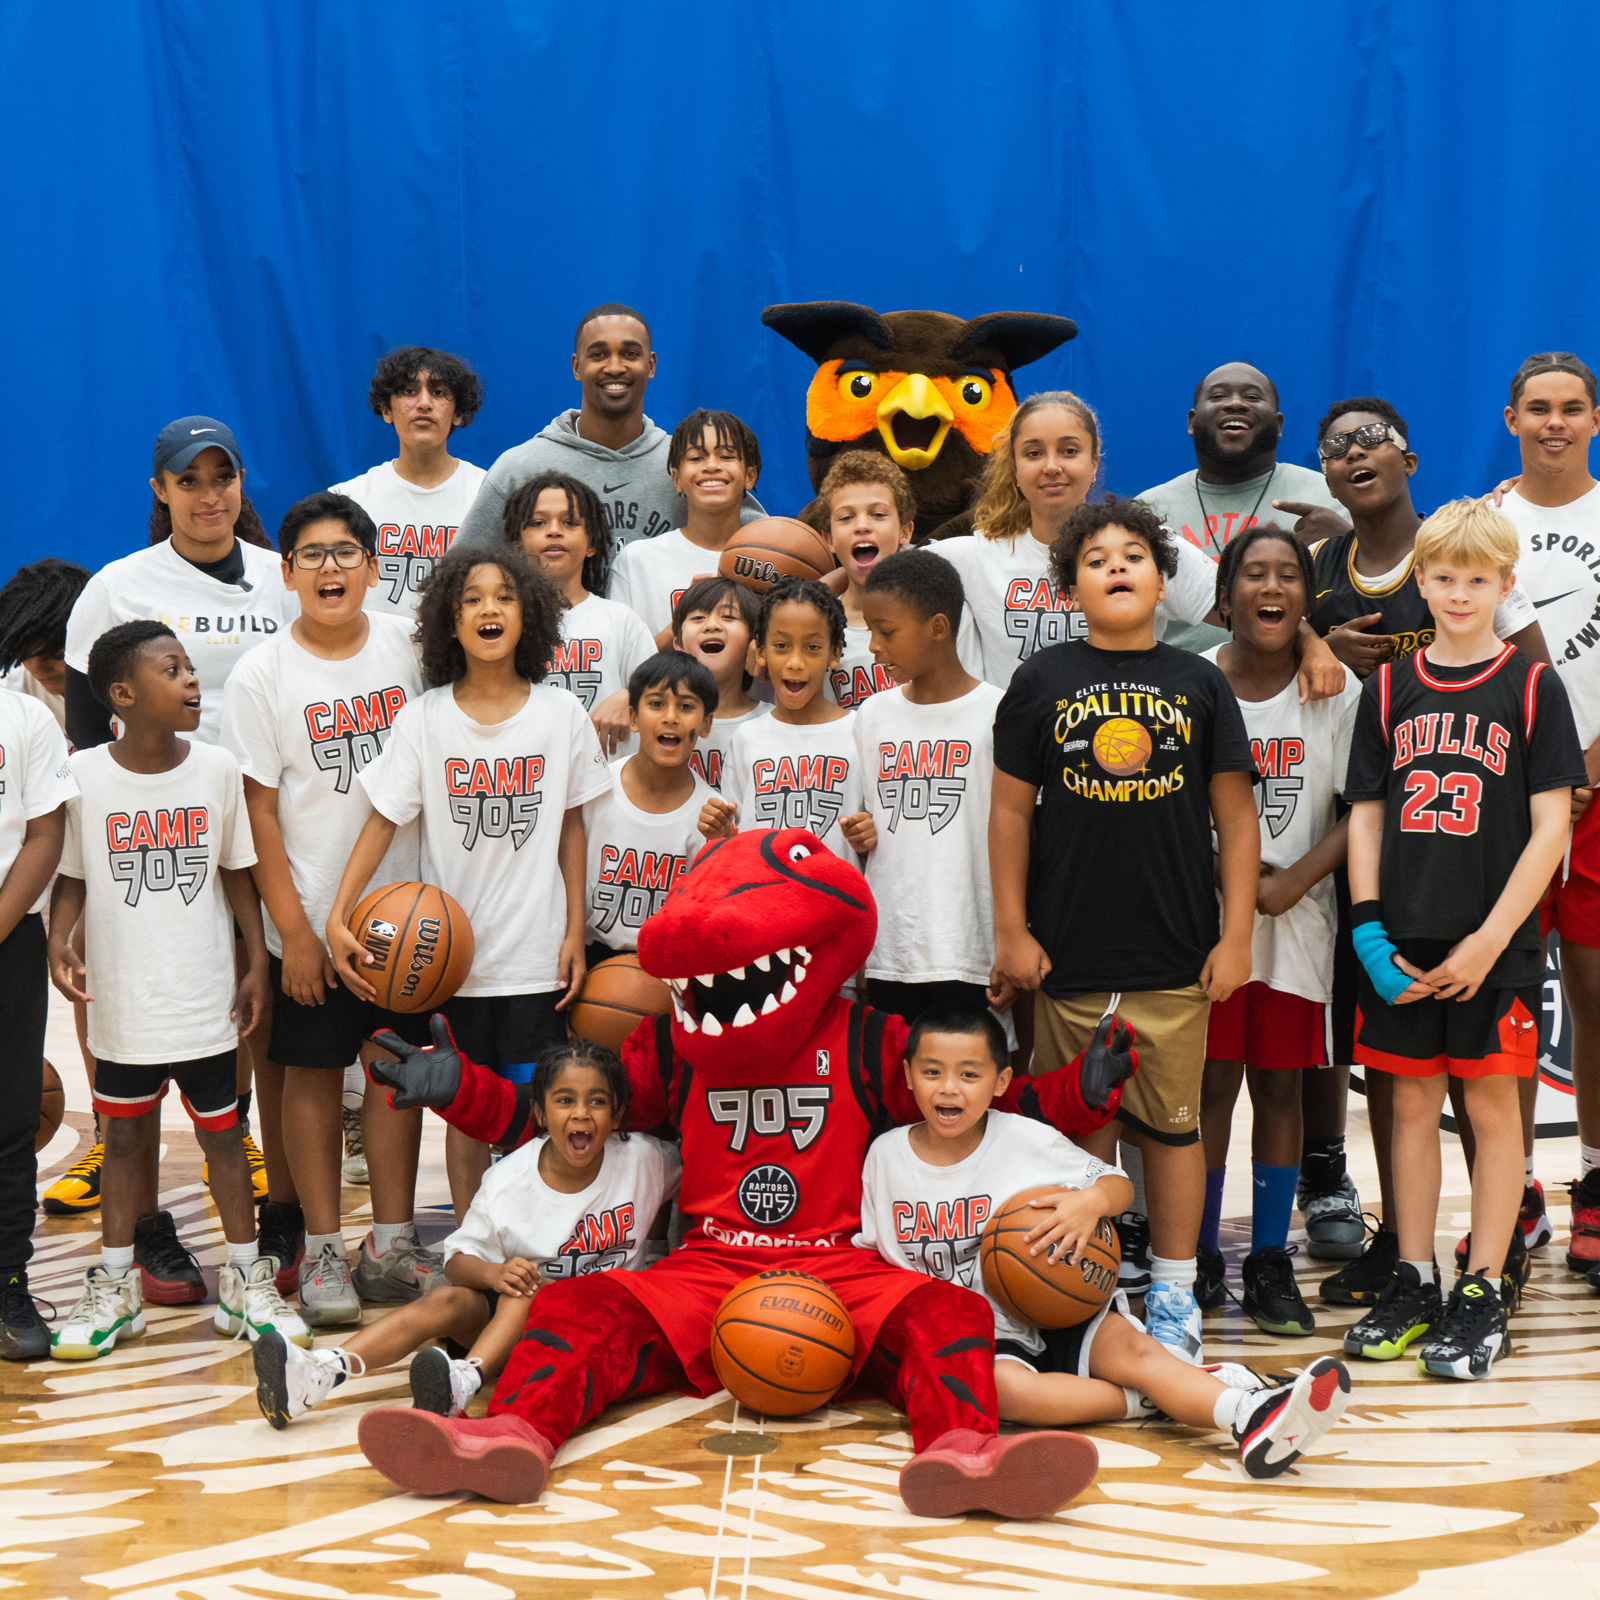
[
  {"left": 359, "top": 682, "right": 610, "bottom": 996},
  {"left": 330, "top": 459, "right": 487, "bottom": 619},
  {"left": 993, "top": 641, "right": 1254, "bottom": 997},
  {"left": 220, "top": 615, "right": 422, "bottom": 957},
  {"left": 723, "top": 713, "right": 864, "bottom": 861},
  {"left": 0, "top": 693, "right": 75, "bottom": 912}
]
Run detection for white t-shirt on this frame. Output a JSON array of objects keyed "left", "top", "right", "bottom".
[
  {"left": 609, "top": 529, "right": 723, "bottom": 641},
  {"left": 330, "top": 459, "right": 487, "bottom": 619},
  {"left": 582, "top": 759, "right": 711, "bottom": 952},
  {"left": 1203, "top": 648, "right": 1360, "bottom": 1004},
  {"left": 443, "top": 1131, "right": 681, "bottom": 1279},
  {"left": 65, "top": 540, "right": 293, "bottom": 747},
  {"left": 550, "top": 594, "right": 656, "bottom": 712},
  {"left": 0, "top": 693, "right": 76, "bottom": 912},
  {"left": 358, "top": 682, "right": 610, "bottom": 996},
  {"left": 824, "top": 615, "right": 985, "bottom": 707},
  {"left": 723, "top": 713, "right": 864, "bottom": 861},
  {"left": 60, "top": 741, "right": 255, "bottom": 1063},
  {"left": 1499, "top": 484, "right": 1600, "bottom": 748},
  {"left": 856, "top": 1111, "right": 1123, "bottom": 1354},
  {"left": 854, "top": 680, "right": 1004, "bottom": 984},
  {"left": 220, "top": 615, "right": 423, "bottom": 958},
  {"left": 691, "top": 701, "right": 770, "bottom": 793},
  {"left": 2, "top": 665, "right": 66, "bottom": 732}
]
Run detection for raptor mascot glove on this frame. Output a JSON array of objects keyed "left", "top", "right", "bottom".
[{"left": 358, "top": 829, "right": 1132, "bottom": 1517}]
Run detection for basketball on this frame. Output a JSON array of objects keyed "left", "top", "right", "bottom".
[
  {"left": 979, "top": 1187, "right": 1120, "bottom": 1329},
  {"left": 1091, "top": 717, "right": 1153, "bottom": 777},
  {"left": 347, "top": 882, "right": 474, "bottom": 1014},
  {"left": 711, "top": 1269, "right": 856, "bottom": 1416},
  {"left": 718, "top": 516, "right": 837, "bottom": 594},
  {"left": 37, "top": 1059, "right": 64, "bottom": 1153},
  {"left": 571, "top": 953, "right": 671, "bottom": 1051}
]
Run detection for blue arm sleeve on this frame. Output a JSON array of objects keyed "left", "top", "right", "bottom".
[{"left": 1350, "top": 903, "right": 1412, "bottom": 1006}]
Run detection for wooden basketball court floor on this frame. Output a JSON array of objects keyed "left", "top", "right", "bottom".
[{"left": 10, "top": 996, "right": 1600, "bottom": 1599}]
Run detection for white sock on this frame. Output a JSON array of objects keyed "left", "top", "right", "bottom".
[
  {"left": 101, "top": 1244, "right": 135, "bottom": 1276},
  {"left": 227, "top": 1240, "right": 259, "bottom": 1271},
  {"left": 1582, "top": 1144, "right": 1600, "bottom": 1178},
  {"left": 1150, "top": 1254, "right": 1197, "bottom": 1290},
  {"left": 1213, "top": 1386, "right": 1248, "bottom": 1431},
  {"left": 371, "top": 1221, "right": 416, "bottom": 1256},
  {"left": 304, "top": 1232, "right": 346, "bottom": 1259},
  {"left": 1122, "top": 1386, "right": 1149, "bottom": 1419},
  {"left": 1404, "top": 1258, "right": 1434, "bottom": 1285},
  {"left": 1120, "top": 1144, "right": 1147, "bottom": 1216},
  {"left": 1526, "top": 1153, "right": 1537, "bottom": 1184}
]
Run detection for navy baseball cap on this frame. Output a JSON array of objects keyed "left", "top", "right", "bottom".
[{"left": 153, "top": 416, "right": 243, "bottom": 475}]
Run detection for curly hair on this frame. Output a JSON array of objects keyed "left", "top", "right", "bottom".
[
  {"left": 757, "top": 577, "right": 846, "bottom": 656},
  {"left": 0, "top": 557, "right": 91, "bottom": 671},
  {"left": 816, "top": 450, "right": 916, "bottom": 529},
  {"left": 1050, "top": 498, "right": 1177, "bottom": 592},
  {"left": 862, "top": 548, "right": 965, "bottom": 627},
  {"left": 502, "top": 471, "right": 615, "bottom": 598},
  {"left": 529, "top": 1036, "right": 630, "bottom": 1139},
  {"left": 367, "top": 346, "right": 483, "bottom": 427},
  {"left": 413, "top": 542, "right": 564, "bottom": 689},
  {"left": 971, "top": 391, "right": 1101, "bottom": 544},
  {"left": 1213, "top": 522, "right": 1313, "bottom": 627},
  {"left": 667, "top": 409, "right": 761, "bottom": 479},
  {"left": 1316, "top": 396, "right": 1410, "bottom": 446},
  {"left": 148, "top": 490, "right": 270, "bottom": 549}
]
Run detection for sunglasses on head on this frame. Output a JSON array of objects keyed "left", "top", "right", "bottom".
[{"left": 1318, "top": 422, "right": 1408, "bottom": 461}]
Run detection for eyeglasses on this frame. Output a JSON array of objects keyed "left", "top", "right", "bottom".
[
  {"left": 289, "top": 543, "right": 369, "bottom": 571},
  {"left": 1318, "top": 422, "right": 1408, "bottom": 461}
]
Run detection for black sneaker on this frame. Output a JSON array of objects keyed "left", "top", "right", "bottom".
[
  {"left": 256, "top": 1201, "right": 306, "bottom": 1298},
  {"left": 1453, "top": 1228, "right": 1529, "bottom": 1311},
  {"left": 1241, "top": 1245, "right": 1315, "bottom": 1335},
  {"left": 0, "top": 1270, "right": 50, "bottom": 1360},
  {"left": 133, "top": 1210, "right": 206, "bottom": 1306},
  {"left": 1116, "top": 1210, "right": 1152, "bottom": 1292},
  {"left": 1196, "top": 1245, "right": 1226, "bottom": 1311},
  {"left": 1319, "top": 1222, "right": 1399, "bottom": 1305},
  {"left": 1343, "top": 1261, "right": 1441, "bottom": 1360},
  {"left": 1416, "top": 1271, "right": 1509, "bottom": 1379}
]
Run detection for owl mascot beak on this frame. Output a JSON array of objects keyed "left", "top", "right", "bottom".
[{"left": 876, "top": 372, "right": 955, "bottom": 469}]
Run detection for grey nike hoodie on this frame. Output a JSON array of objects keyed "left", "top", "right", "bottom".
[{"left": 455, "top": 409, "right": 764, "bottom": 568}]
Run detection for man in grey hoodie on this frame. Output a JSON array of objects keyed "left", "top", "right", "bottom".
[{"left": 456, "top": 304, "right": 762, "bottom": 555}]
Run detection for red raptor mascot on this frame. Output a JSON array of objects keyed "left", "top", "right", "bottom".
[{"left": 356, "top": 828, "right": 1133, "bottom": 1517}]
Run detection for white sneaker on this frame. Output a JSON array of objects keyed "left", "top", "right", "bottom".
[
  {"left": 253, "top": 1327, "right": 362, "bottom": 1428},
  {"left": 1204, "top": 1361, "right": 1265, "bottom": 1392},
  {"left": 51, "top": 1265, "right": 144, "bottom": 1360},
  {"left": 299, "top": 1239, "right": 361, "bottom": 1327},
  {"left": 216, "top": 1256, "right": 312, "bottom": 1347},
  {"left": 352, "top": 1232, "right": 448, "bottom": 1303},
  {"left": 1143, "top": 1282, "right": 1204, "bottom": 1365},
  {"left": 409, "top": 1345, "right": 483, "bottom": 1416}
]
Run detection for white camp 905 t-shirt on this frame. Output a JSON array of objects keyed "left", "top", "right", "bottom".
[
  {"left": 65, "top": 540, "right": 293, "bottom": 747},
  {"left": 330, "top": 459, "right": 487, "bottom": 620},
  {"left": 609, "top": 529, "right": 723, "bottom": 642},
  {"left": 359, "top": 682, "right": 610, "bottom": 996},
  {"left": 856, "top": 1111, "right": 1123, "bottom": 1353},
  {"left": 854, "top": 680, "right": 1003, "bottom": 985},
  {"left": 723, "top": 714, "right": 864, "bottom": 861},
  {"left": 550, "top": 594, "right": 656, "bottom": 713},
  {"left": 691, "top": 702, "right": 770, "bottom": 794},
  {"left": 823, "top": 616, "right": 985, "bottom": 707},
  {"left": 220, "top": 615, "right": 423, "bottom": 957},
  {"left": 443, "top": 1131, "right": 682, "bottom": 1278},
  {"left": 582, "top": 759, "right": 711, "bottom": 952},
  {"left": 60, "top": 741, "right": 256, "bottom": 1063},
  {"left": 0, "top": 693, "right": 76, "bottom": 912}
]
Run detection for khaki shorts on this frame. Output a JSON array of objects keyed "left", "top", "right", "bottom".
[{"left": 1033, "top": 986, "right": 1211, "bottom": 1146}]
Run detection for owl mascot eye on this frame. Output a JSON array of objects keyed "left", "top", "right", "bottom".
[{"left": 762, "top": 301, "right": 1076, "bottom": 541}]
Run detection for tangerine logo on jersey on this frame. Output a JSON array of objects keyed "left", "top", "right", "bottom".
[
  {"left": 547, "top": 637, "right": 603, "bottom": 709},
  {"left": 751, "top": 754, "right": 850, "bottom": 836},
  {"left": 829, "top": 659, "right": 895, "bottom": 709},
  {"left": 1391, "top": 712, "right": 1510, "bottom": 776},
  {"left": 304, "top": 685, "right": 408, "bottom": 793},
  {"left": 444, "top": 755, "right": 544, "bottom": 850},
  {"left": 592, "top": 845, "right": 693, "bottom": 933},
  {"left": 376, "top": 521, "right": 456, "bottom": 605},
  {"left": 1004, "top": 576, "right": 1084, "bottom": 660},
  {"left": 542, "top": 1202, "right": 637, "bottom": 1279},
  {"left": 105, "top": 807, "right": 210, "bottom": 906},
  {"left": 875, "top": 739, "right": 970, "bottom": 834}
]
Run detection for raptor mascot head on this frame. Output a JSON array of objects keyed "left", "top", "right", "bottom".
[
  {"left": 636, "top": 827, "right": 872, "bottom": 1069},
  {"left": 762, "top": 301, "right": 1077, "bottom": 541}
]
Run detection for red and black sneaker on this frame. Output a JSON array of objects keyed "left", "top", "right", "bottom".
[
  {"left": 1568, "top": 1171, "right": 1600, "bottom": 1273},
  {"left": 256, "top": 1201, "right": 306, "bottom": 1298},
  {"left": 133, "top": 1210, "right": 205, "bottom": 1305},
  {"left": 1457, "top": 1180, "right": 1555, "bottom": 1270}
]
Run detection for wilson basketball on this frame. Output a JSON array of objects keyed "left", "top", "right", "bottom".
[
  {"left": 37, "top": 1059, "right": 64, "bottom": 1152},
  {"left": 711, "top": 1269, "right": 856, "bottom": 1416},
  {"left": 980, "top": 1187, "right": 1120, "bottom": 1329},
  {"left": 347, "top": 882, "right": 474, "bottom": 1014},
  {"left": 1092, "top": 717, "right": 1153, "bottom": 777},
  {"left": 718, "top": 516, "right": 837, "bottom": 594},
  {"left": 571, "top": 953, "right": 671, "bottom": 1051}
]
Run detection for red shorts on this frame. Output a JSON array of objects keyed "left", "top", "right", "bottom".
[
  {"left": 612, "top": 1236, "right": 931, "bottom": 1395},
  {"left": 1204, "top": 982, "right": 1327, "bottom": 1071},
  {"left": 1550, "top": 793, "right": 1600, "bottom": 947}
]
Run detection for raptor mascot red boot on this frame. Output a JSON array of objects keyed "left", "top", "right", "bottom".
[{"left": 356, "top": 828, "right": 1135, "bottom": 1517}]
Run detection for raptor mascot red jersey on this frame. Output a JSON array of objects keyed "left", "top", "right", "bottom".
[{"left": 356, "top": 828, "right": 1133, "bottom": 1516}]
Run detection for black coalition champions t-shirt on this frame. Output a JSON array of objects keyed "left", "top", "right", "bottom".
[
  {"left": 1344, "top": 646, "right": 1585, "bottom": 987},
  {"left": 993, "top": 641, "right": 1255, "bottom": 998}
]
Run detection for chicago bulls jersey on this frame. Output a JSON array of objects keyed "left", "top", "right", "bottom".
[{"left": 1345, "top": 644, "right": 1584, "bottom": 986}]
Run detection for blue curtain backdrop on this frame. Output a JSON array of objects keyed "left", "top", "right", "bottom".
[{"left": 5, "top": 1, "right": 1600, "bottom": 572}]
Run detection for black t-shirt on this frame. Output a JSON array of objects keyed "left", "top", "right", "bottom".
[
  {"left": 1345, "top": 646, "right": 1585, "bottom": 987},
  {"left": 993, "top": 640, "right": 1255, "bottom": 997},
  {"left": 1310, "top": 532, "right": 1436, "bottom": 659}
]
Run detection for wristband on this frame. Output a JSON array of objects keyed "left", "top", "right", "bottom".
[{"left": 1350, "top": 901, "right": 1411, "bottom": 1005}]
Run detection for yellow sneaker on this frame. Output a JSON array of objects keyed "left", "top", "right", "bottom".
[
  {"left": 42, "top": 1142, "right": 104, "bottom": 1215},
  {"left": 204, "top": 1132, "right": 269, "bottom": 1200}
]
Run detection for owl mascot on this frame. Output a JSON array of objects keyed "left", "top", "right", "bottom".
[{"left": 762, "top": 301, "right": 1076, "bottom": 541}]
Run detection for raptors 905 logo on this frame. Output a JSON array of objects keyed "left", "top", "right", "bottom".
[{"left": 444, "top": 755, "right": 543, "bottom": 850}]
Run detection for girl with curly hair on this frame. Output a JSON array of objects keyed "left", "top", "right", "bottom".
[{"left": 326, "top": 543, "right": 612, "bottom": 1216}]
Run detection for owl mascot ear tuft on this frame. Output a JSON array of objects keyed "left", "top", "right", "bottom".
[{"left": 762, "top": 302, "right": 894, "bottom": 363}]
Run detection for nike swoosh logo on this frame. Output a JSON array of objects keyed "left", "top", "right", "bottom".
[
  {"left": 190, "top": 427, "right": 216, "bottom": 435},
  {"left": 1534, "top": 589, "right": 1583, "bottom": 608},
  {"left": 602, "top": 481, "right": 628, "bottom": 494}
]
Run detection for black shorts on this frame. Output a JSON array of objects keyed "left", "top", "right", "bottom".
[
  {"left": 441, "top": 992, "right": 567, "bottom": 1083},
  {"left": 864, "top": 979, "right": 989, "bottom": 1027},
  {"left": 266, "top": 956, "right": 432, "bottom": 1069},
  {"left": 1356, "top": 970, "right": 1541, "bottom": 1081},
  {"left": 94, "top": 1050, "right": 238, "bottom": 1129},
  {"left": 586, "top": 939, "right": 628, "bottom": 974},
  {"left": 993, "top": 1289, "right": 1137, "bottom": 1377}
]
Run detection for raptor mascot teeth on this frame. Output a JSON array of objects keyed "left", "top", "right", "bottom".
[{"left": 357, "top": 828, "right": 1134, "bottom": 1517}]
